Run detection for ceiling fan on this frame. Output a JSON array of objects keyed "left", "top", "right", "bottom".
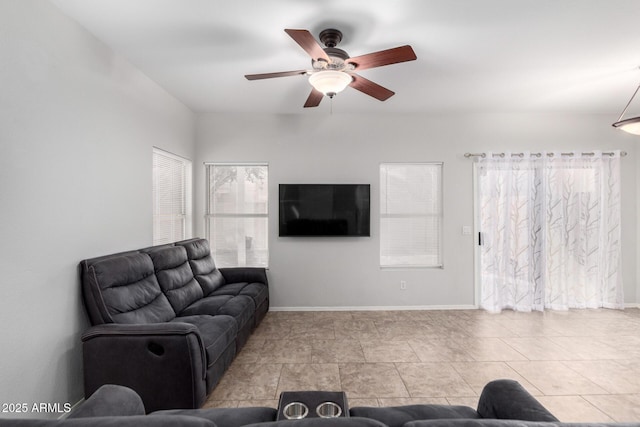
[{"left": 244, "top": 28, "right": 417, "bottom": 108}]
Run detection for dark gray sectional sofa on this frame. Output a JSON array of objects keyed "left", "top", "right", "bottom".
[
  {"left": 79, "top": 238, "right": 269, "bottom": 412},
  {"left": 3, "top": 380, "right": 638, "bottom": 427}
]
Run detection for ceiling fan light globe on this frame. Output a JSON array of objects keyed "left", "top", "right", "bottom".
[
  {"left": 612, "top": 117, "right": 640, "bottom": 135},
  {"left": 308, "top": 70, "right": 352, "bottom": 96}
]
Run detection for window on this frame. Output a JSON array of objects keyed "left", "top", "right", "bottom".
[
  {"left": 152, "top": 148, "right": 192, "bottom": 245},
  {"left": 206, "top": 164, "right": 268, "bottom": 268},
  {"left": 380, "top": 163, "right": 443, "bottom": 268}
]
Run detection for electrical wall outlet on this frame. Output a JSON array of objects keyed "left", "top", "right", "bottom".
[{"left": 400, "top": 280, "right": 407, "bottom": 290}]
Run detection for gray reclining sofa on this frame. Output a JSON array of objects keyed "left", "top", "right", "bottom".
[
  {"left": 79, "top": 238, "right": 269, "bottom": 412},
  {"left": 3, "top": 380, "right": 638, "bottom": 427}
]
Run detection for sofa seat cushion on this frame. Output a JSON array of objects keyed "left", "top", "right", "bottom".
[
  {"left": 180, "top": 295, "right": 256, "bottom": 330},
  {"left": 173, "top": 315, "right": 237, "bottom": 366},
  {"left": 349, "top": 405, "right": 480, "bottom": 427},
  {"left": 153, "top": 407, "right": 278, "bottom": 427},
  {"left": 180, "top": 295, "right": 234, "bottom": 314},
  {"left": 218, "top": 295, "right": 255, "bottom": 329},
  {"left": 210, "top": 282, "right": 268, "bottom": 310}
]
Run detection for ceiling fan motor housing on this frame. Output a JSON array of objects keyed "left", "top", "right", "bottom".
[
  {"left": 319, "top": 28, "right": 343, "bottom": 48},
  {"left": 311, "top": 29, "right": 351, "bottom": 71},
  {"left": 313, "top": 47, "right": 350, "bottom": 70}
]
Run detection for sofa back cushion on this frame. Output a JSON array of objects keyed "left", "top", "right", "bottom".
[
  {"left": 83, "top": 253, "right": 176, "bottom": 324},
  {"left": 177, "top": 239, "right": 226, "bottom": 295},
  {"left": 5, "top": 416, "right": 217, "bottom": 427},
  {"left": 403, "top": 422, "right": 580, "bottom": 427},
  {"left": 146, "top": 246, "right": 204, "bottom": 314},
  {"left": 350, "top": 406, "right": 479, "bottom": 427}
]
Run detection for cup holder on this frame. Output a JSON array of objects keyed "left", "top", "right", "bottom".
[
  {"left": 283, "top": 402, "right": 309, "bottom": 419},
  {"left": 316, "top": 401, "right": 342, "bottom": 418}
]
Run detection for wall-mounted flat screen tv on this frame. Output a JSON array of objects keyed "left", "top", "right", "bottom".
[{"left": 279, "top": 184, "right": 370, "bottom": 237}]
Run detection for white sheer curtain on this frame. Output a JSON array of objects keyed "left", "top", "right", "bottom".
[{"left": 476, "top": 150, "right": 623, "bottom": 312}]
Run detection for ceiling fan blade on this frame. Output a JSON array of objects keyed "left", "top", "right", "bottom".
[
  {"left": 303, "top": 88, "right": 324, "bottom": 108},
  {"left": 350, "top": 74, "right": 395, "bottom": 101},
  {"left": 245, "top": 70, "right": 308, "bottom": 80},
  {"left": 347, "top": 45, "right": 417, "bottom": 71},
  {"left": 284, "top": 29, "right": 330, "bottom": 62}
]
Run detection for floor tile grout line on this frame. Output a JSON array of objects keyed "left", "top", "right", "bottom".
[
  {"left": 576, "top": 394, "right": 616, "bottom": 423},
  {"left": 208, "top": 309, "right": 640, "bottom": 421}
]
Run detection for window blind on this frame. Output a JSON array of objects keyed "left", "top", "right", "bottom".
[
  {"left": 380, "top": 163, "right": 443, "bottom": 268},
  {"left": 206, "top": 163, "right": 268, "bottom": 268},
  {"left": 152, "top": 148, "right": 192, "bottom": 245}
]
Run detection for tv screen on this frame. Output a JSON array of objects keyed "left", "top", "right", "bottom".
[{"left": 279, "top": 184, "right": 370, "bottom": 237}]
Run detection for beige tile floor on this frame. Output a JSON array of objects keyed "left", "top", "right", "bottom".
[{"left": 204, "top": 308, "right": 640, "bottom": 422}]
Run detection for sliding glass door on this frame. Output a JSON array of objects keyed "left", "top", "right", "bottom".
[{"left": 473, "top": 151, "right": 623, "bottom": 312}]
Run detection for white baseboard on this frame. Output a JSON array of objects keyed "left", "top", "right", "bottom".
[
  {"left": 269, "top": 305, "right": 478, "bottom": 312},
  {"left": 270, "top": 304, "right": 638, "bottom": 312}
]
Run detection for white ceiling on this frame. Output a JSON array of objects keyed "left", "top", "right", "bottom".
[{"left": 51, "top": 0, "right": 640, "bottom": 116}]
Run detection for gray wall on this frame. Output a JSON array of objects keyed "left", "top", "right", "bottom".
[
  {"left": 195, "top": 112, "right": 638, "bottom": 309},
  {"left": 0, "top": 0, "right": 194, "bottom": 418}
]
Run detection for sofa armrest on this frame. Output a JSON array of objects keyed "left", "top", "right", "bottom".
[
  {"left": 219, "top": 267, "right": 268, "bottom": 285},
  {"left": 82, "top": 323, "right": 208, "bottom": 412},
  {"left": 82, "top": 322, "right": 199, "bottom": 339},
  {"left": 67, "top": 384, "right": 145, "bottom": 418},
  {"left": 476, "top": 380, "right": 558, "bottom": 421}
]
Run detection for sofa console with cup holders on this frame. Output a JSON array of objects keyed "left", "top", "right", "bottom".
[
  {"left": 277, "top": 391, "right": 349, "bottom": 420},
  {"left": 79, "top": 238, "right": 269, "bottom": 412}
]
